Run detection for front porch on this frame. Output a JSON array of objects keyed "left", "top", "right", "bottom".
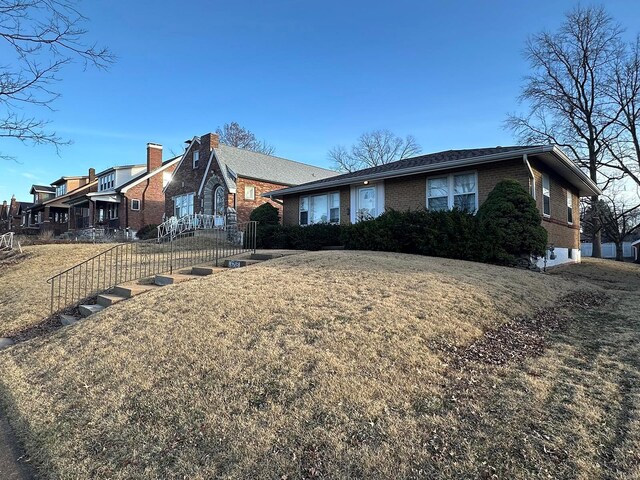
[{"left": 25, "top": 204, "right": 70, "bottom": 236}]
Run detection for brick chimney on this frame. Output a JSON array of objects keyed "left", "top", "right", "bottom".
[
  {"left": 88, "top": 168, "right": 96, "bottom": 183},
  {"left": 201, "top": 133, "right": 219, "bottom": 151},
  {"left": 147, "top": 143, "right": 163, "bottom": 172}
]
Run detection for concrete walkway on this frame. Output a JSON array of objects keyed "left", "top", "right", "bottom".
[{"left": 0, "top": 415, "right": 35, "bottom": 479}]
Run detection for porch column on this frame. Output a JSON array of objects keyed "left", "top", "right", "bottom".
[{"left": 43, "top": 205, "right": 50, "bottom": 224}]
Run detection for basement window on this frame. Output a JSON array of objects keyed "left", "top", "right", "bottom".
[
  {"left": 131, "top": 199, "right": 140, "bottom": 211},
  {"left": 542, "top": 174, "right": 551, "bottom": 217}
]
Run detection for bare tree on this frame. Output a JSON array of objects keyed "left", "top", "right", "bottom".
[
  {"left": 215, "top": 122, "right": 275, "bottom": 155},
  {"left": 506, "top": 5, "right": 627, "bottom": 258},
  {"left": 582, "top": 186, "right": 640, "bottom": 261},
  {"left": 0, "top": 0, "right": 114, "bottom": 160},
  {"left": 604, "top": 36, "right": 640, "bottom": 187},
  {"left": 329, "top": 129, "right": 421, "bottom": 172}
]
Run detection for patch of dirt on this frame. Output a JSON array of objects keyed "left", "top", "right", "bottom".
[{"left": 433, "top": 289, "right": 609, "bottom": 369}]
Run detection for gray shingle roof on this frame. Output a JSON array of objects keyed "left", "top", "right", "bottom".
[
  {"left": 214, "top": 144, "right": 337, "bottom": 189},
  {"left": 274, "top": 146, "right": 541, "bottom": 191}
]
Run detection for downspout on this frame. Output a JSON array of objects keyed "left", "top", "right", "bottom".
[
  {"left": 268, "top": 195, "right": 284, "bottom": 206},
  {"left": 523, "top": 154, "right": 535, "bottom": 197}
]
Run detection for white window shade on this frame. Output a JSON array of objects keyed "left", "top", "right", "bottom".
[
  {"left": 453, "top": 173, "right": 476, "bottom": 211},
  {"left": 427, "top": 177, "right": 449, "bottom": 211}
]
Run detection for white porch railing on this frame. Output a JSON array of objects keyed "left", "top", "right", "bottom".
[
  {"left": 157, "top": 214, "right": 225, "bottom": 240},
  {"left": 0, "top": 232, "right": 14, "bottom": 251}
]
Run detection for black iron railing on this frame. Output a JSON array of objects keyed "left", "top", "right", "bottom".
[{"left": 47, "top": 221, "right": 257, "bottom": 314}]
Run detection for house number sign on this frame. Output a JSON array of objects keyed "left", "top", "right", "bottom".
[{"left": 227, "top": 260, "right": 242, "bottom": 268}]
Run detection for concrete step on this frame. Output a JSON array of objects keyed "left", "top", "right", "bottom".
[
  {"left": 97, "top": 293, "right": 126, "bottom": 307},
  {"left": 79, "top": 304, "right": 104, "bottom": 318},
  {"left": 112, "top": 284, "right": 158, "bottom": 298},
  {"left": 60, "top": 314, "right": 80, "bottom": 326},
  {"left": 250, "top": 253, "right": 279, "bottom": 260},
  {"left": 191, "top": 266, "right": 215, "bottom": 276},
  {"left": 223, "top": 259, "right": 262, "bottom": 268},
  {"left": 154, "top": 273, "right": 194, "bottom": 286}
]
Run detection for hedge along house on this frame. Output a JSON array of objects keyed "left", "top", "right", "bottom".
[
  {"left": 66, "top": 144, "right": 179, "bottom": 236},
  {"left": 164, "top": 132, "right": 337, "bottom": 224},
  {"left": 265, "top": 145, "right": 602, "bottom": 267}
]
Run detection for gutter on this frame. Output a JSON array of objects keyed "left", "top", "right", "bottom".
[{"left": 264, "top": 146, "right": 554, "bottom": 197}]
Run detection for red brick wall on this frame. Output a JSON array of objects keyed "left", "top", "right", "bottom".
[
  {"left": 235, "top": 177, "right": 291, "bottom": 223},
  {"left": 123, "top": 162, "right": 177, "bottom": 231},
  {"left": 164, "top": 135, "right": 215, "bottom": 219}
]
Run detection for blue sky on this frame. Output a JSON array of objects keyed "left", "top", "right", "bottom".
[{"left": 2, "top": 0, "right": 640, "bottom": 201}]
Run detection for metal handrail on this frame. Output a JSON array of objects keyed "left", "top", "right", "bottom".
[{"left": 47, "top": 221, "right": 257, "bottom": 314}]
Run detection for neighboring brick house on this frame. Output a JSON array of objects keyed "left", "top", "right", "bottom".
[
  {"left": 24, "top": 173, "right": 96, "bottom": 236},
  {"left": 67, "top": 143, "right": 179, "bottom": 235},
  {"left": 164, "top": 132, "right": 337, "bottom": 224},
  {"left": 265, "top": 145, "right": 601, "bottom": 267},
  {"left": 0, "top": 196, "right": 33, "bottom": 233}
]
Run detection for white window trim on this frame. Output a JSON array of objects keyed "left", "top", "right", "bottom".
[
  {"left": 299, "top": 191, "right": 341, "bottom": 225},
  {"left": 542, "top": 174, "right": 551, "bottom": 217},
  {"left": 567, "top": 190, "right": 573, "bottom": 225},
  {"left": 245, "top": 185, "right": 256, "bottom": 201},
  {"left": 131, "top": 199, "right": 141, "bottom": 211},
  {"left": 173, "top": 192, "right": 195, "bottom": 218},
  {"left": 426, "top": 171, "right": 479, "bottom": 212},
  {"left": 193, "top": 150, "right": 200, "bottom": 169}
]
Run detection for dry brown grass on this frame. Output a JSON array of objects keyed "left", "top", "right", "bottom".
[
  {"left": 0, "top": 243, "right": 109, "bottom": 337},
  {"left": 0, "top": 252, "right": 637, "bottom": 478}
]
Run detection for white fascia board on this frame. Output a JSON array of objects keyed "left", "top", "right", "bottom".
[{"left": 121, "top": 158, "right": 180, "bottom": 194}]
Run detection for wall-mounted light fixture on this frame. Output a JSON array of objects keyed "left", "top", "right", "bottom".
[{"left": 363, "top": 180, "right": 369, "bottom": 185}]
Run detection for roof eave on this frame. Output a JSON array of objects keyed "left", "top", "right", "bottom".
[{"left": 263, "top": 145, "right": 603, "bottom": 199}]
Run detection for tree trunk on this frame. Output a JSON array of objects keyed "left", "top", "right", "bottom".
[{"left": 615, "top": 241, "right": 624, "bottom": 261}]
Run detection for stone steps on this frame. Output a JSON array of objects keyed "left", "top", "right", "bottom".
[
  {"left": 96, "top": 293, "right": 126, "bottom": 307},
  {"left": 71, "top": 254, "right": 271, "bottom": 321}
]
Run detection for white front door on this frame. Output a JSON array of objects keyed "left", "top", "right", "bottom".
[{"left": 357, "top": 186, "right": 376, "bottom": 220}]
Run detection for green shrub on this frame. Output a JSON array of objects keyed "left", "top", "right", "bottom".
[
  {"left": 136, "top": 224, "right": 158, "bottom": 240},
  {"left": 250, "top": 203, "right": 280, "bottom": 225},
  {"left": 476, "top": 179, "right": 547, "bottom": 264},
  {"left": 341, "top": 209, "right": 481, "bottom": 261},
  {"left": 256, "top": 224, "right": 343, "bottom": 250}
]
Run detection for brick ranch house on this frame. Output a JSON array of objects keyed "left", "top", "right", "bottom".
[
  {"left": 66, "top": 144, "right": 179, "bottom": 236},
  {"left": 265, "top": 145, "right": 602, "bottom": 267},
  {"left": 164, "top": 132, "right": 337, "bottom": 224}
]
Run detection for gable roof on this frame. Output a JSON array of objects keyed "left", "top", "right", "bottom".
[
  {"left": 118, "top": 156, "right": 181, "bottom": 193},
  {"left": 29, "top": 185, "right": 55, "bottom": 194},
  {"left": 264, "top": 145, "right": 602, "bottom": 198},
  {"left": 213, "top": 144, "right": 337, "bottom": 190}
]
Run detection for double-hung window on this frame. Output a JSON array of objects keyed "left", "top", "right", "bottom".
[
  {"left": 542, "top": 174, "right": 551, "bottom": 216},
  {"left": 427, "top": 172, "right": 477, "bottom": 212},
  {"left": 99, "top": 173, "right": 115, "bottom": 191},
  {"left": 56, "top": 184, "right": 67, "bottom": 197},
  {"left": 193, "top": 150, "right": 200, "bottom": 169},
  {"left": 299, "top": 192, "right": 340, "bottom": 225},
  {"left": 245, "top": 185, "right": 256, "bottom": 200},
  {"left": 131, "top": 199, "right": 141, "bottom": 211},
  {"left": 567, "top": 190, "right": 573, "bottom": 224},
  {"left": 174, "top": 192, "right": 194, "bottom": 218}
]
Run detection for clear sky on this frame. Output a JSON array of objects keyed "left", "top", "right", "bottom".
[{"left": 2, "top": 0, "right": 640, "bottom": 202}]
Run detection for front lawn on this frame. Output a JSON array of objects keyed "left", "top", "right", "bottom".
[{"left": 0, "top": 251, "right": 637, "bottom": 478}]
